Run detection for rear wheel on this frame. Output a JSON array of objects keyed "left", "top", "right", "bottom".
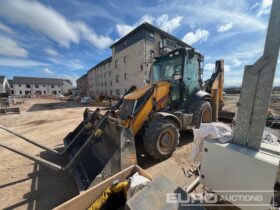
[
  {"left": 192, "top": 100, "right": 212, "bottom": 128},
  {"left": 143, "top": 118, "right": 179, "bottom": 160}
]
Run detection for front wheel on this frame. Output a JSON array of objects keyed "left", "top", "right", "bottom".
[
  {"left": 143, "top": 118, "right": 179, "bottom": 160},
  {"left": 192, "top": 100, "right": 212, "bottom": 128}
]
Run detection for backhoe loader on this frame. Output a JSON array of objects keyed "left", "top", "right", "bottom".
[{"left": 0, "top": 47, "right": 224, "bottom": 191}]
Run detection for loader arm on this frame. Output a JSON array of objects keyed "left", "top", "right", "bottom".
[
  {"left": 204, "top": 60, "right": 225, "bottom": 121},
  {"left": 119, "top": 81, "right": 172, "bottom": 135}
]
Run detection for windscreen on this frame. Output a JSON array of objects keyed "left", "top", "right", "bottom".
[{"left": 152, "top": 54, "right": 183, "bottom": 82}]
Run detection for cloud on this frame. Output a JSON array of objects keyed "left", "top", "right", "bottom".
[
  {"left": 116, "top": 14, "right": 182, "bottom": 37},
  {"left": 116, "top": 24, "right": 134, "bottom": 37},
  {"left": 0, "top": 0, "right": 79, "bottom": 47},
  {"left": 274, "top": 78, "right": 280, "bottom": 86},
  {"left": 204, "top": 62, "right": 230, "bottom": 72},
  {"left": 0, "top": 58, "right": 48, "bottom": 68},
  {"left": 42, "top": 68, "right": 55, "bottom": 75},
  {"left": 0, "top": 0, "right": 113, "bottom": 49},
  {"left": 257, "top": 0, "right": 272, "bottom": 17},
  {"left": 182, "top": 29, "right": 209, "bottom": 45},
  {"left": 62, "top": 73, "right": 79, "bottom": 86},
  {"left": 217, "top": 22, "right": 233, "bottom": 33},
  {"left": 73, "top": 22, "right": 113, "bottom": 49},
  {"left": 0, "top": 35, "right": 28, "bottom": 57},
  {"left": 231, "top": 58, "right": 242, "bottom": 67},
  {"left": 0, "top": 22, "right": 13, "bottom": 33},
  {"left": 48, "top": 58, "right": 85, "bottom": 71},
  {"left": 45, "top": 48, "right": 59, "bottom": 56},
  {"left": 155, "top": 15, "right": 183, "bottom": 33},
  {"left": 204, "top": 63, "right": 215, "bottom": 71},
  {"left": 224, "top": 64, "right": 231, "bottom": 72}
]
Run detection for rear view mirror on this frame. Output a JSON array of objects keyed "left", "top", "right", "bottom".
[{"left": 188, "top": 49, "right": 195, "bottom": 59}]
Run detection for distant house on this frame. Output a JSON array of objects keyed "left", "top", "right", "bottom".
[
  {"left": 12, "top": 76, "right": 64, "bottom": 96},
  {"left": 0, "top": 76, "right": 10, "bottom": 95}
]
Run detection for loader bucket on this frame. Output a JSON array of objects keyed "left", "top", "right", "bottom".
[{"left": 64, "top": 116, "right": 137, "bottom": 192}]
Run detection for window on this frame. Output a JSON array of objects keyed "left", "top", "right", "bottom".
[
  {"left": 11, "top": 90, "right": 14, "bottom": 94},
  {"left": 110, "top": 90, "right": 112, "bottom": 95},
  {"left": 43, "top": 84, "right": 45, "bottom": 87},
  {"left": 19, "top": 91, "right": 22, "bottom": 95},
  {"left": 147, "top": 31, "right": 155, "bottom": 42},
  {"left": 124, "top": 56, "right": 126, "bottom": 63},
  {"left": 51, "top": 85, "right": 54, "bottom": 88},
  {"left": 109, "top": 72, "right": 112, "bottom": 77},
  {"left": 44, "top": 91, "right": 46, "bottom": 94},
  {"left": 104, "top": 82, "right": 106, "bottom": 87},
  {"left": 124, "top": 73, "right": 127, "bottom": 79},
  {"left": 26, "top": 84, "right": 30, "bottom": 88},
  {"left": 103, "top": 65, "right": 105, "bottom": 70},
  {"left": 101, "top": 82, "right": 103, "bottom": 87},
  {"left": 19, "top": 84, "right": 21, "bottom": 87},
  {"left": 116, "top": 89, "right": 120, "bottom": 95},
  {"left": 10, "top": 85, "right": 13, "bottom": 88},
  {"left": 104, "top": 73, "right": 106, "bottom": 78},
  {"left": 115, "top": 60, "right": 119, "bottom": 68},
  {"left": 116, "top": 75, "right": 119, "bottom": 83},
  {"left": 35, "top": 84, "right": 39, "bottom": 88},
  {"left": 110, "top": 81, "right": 112, "bottom": 86},
  {"left": 140, "top": 65, "right": 143, "bottom": 71}
]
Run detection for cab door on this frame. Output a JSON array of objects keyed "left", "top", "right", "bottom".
[{"left": 183, "top": 55, "right": 200, "bottom": 100}]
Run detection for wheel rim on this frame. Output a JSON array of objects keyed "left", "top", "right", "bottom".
[
  {"left": 157, "top": 128, "right": 176, "bottom": 155},
  {"left": 202, "top": 108, "right": 212, "bottom": 123}
]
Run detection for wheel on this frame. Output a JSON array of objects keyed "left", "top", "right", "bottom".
[
  {"left": 192, "top": 100, "right": 212, "bottom": 128},
  {"left": 143, "top": 118, "right": 179, "bottom": 160}
]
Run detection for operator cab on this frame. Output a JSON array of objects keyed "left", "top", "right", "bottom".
[{"left": 152, "top": 48, "right": 204, "bottom": 108}]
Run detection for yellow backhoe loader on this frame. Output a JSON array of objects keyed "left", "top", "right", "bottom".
[{"left": 0, "top": 47, "right": 225, "bottom": 191}]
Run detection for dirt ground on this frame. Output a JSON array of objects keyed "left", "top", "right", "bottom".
[{"left": 0, "top": 96, "right": 279, "bottom": 209}]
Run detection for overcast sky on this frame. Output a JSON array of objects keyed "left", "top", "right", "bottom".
[{"left": 0, "top": 0, "right": 279, "bottom": 87}]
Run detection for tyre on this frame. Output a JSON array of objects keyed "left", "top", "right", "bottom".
[
  {"left": 143, "top": 118, "right": 179, "bottom": 160},
  {"left": 192, "top": 100, "right": 212, "bottom": 128}
]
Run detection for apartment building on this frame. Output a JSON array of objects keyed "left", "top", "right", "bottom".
[
  {"left": 79, "top": 22, "right": 191, "bottom": 98},
  {"left": 76, "top": 74, "right": 89, "bottom": 96},
  {"left": 11, "top": 76, "right": 68, "bottom": 96}
]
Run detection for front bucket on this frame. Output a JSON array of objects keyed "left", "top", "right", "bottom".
[{"left": 64, "top": 117, "right": 137, "bottom": 192}]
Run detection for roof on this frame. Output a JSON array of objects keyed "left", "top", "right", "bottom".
[
  {"left": 0, "top": 76, "right": 5, "bottom": 83},
  {"left": 111, "top": 22, "right": 192, "bottom": 49},
  {"left": 8, "top": 79, "right": 13, "bottom": 85},
  {"left": 63, "top": 79, "right": 72, "bottom": 85},
  {"left": 13, "top": 76, "right": 63, "bottom": 85},
  {"left": 88, "top": 56, "right": 112, "bottom": 73},
  {"left": 77, "top": 74, "right": 88, "bottom": 81}
]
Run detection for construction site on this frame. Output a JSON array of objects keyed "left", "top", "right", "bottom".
[{"left": 0, "top": 0, "right": 280, "bottom": 210}]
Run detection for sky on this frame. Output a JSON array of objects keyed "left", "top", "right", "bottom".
[{"left": 0, "top": 0, "right": 279, "bottom": 87}]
